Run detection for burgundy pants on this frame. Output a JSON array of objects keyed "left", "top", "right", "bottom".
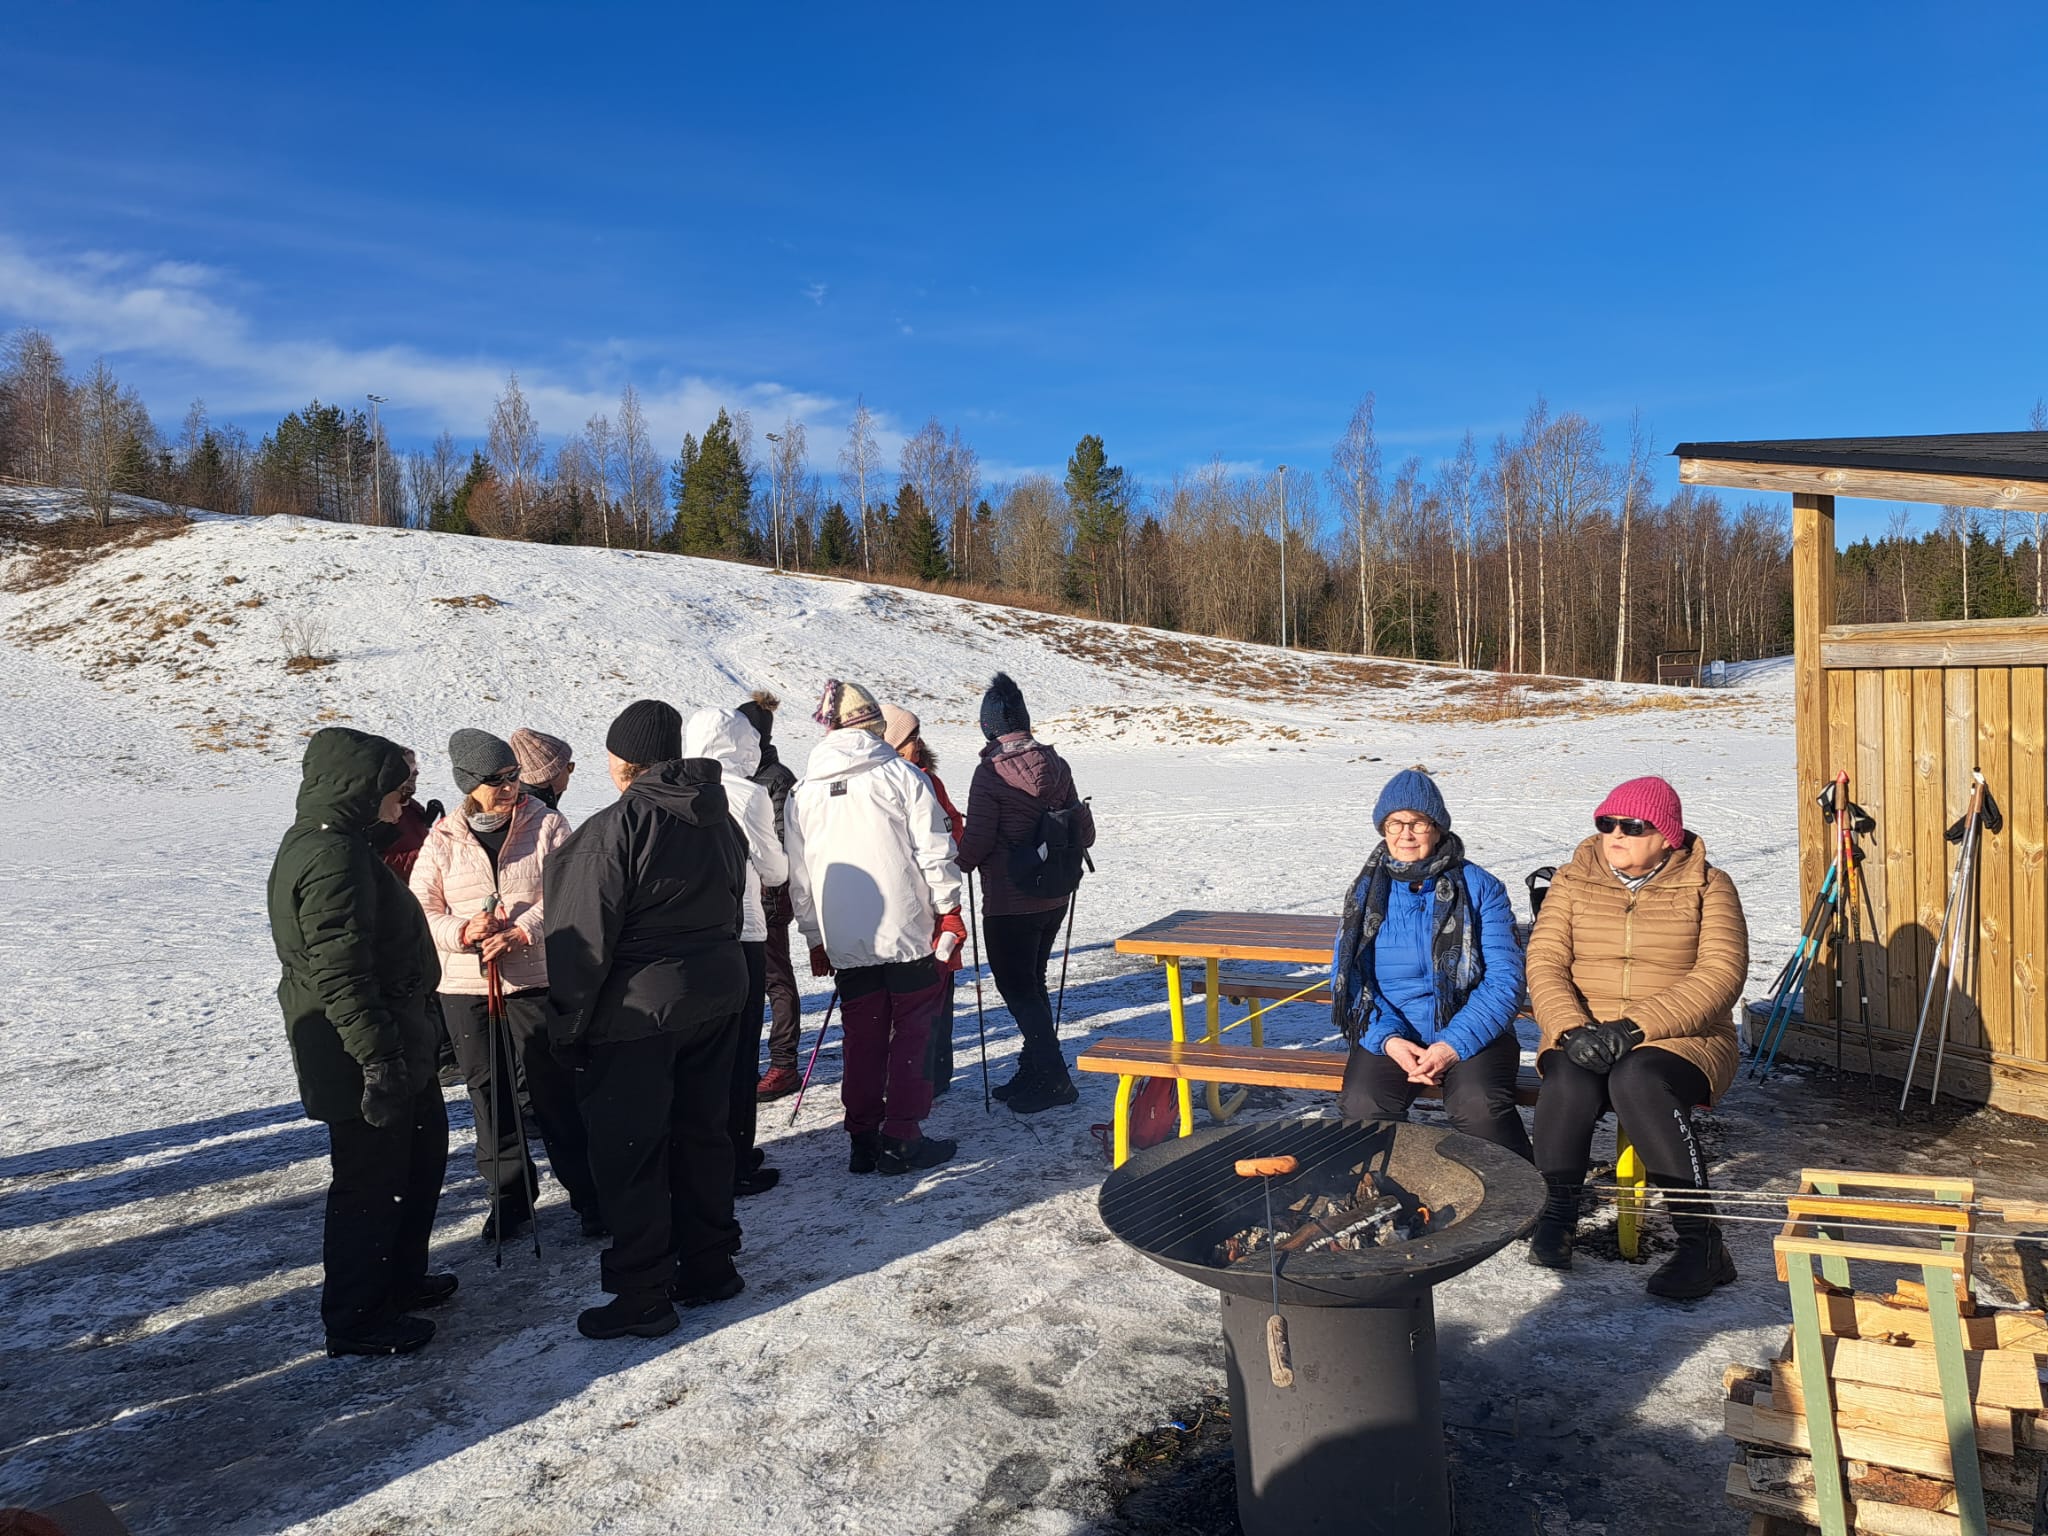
[{"left": 837, "top": 958, "right": 943, "bottom": 1141}]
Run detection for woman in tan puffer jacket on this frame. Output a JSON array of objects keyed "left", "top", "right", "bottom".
[
  {"left": 411, "top": 728, "right": 599, "bottom": 1242},
  {"left": 1524, "top": 775, "right": 1748, "bottom": 1300}
]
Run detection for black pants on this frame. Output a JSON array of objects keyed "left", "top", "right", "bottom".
[
  {"left": 763, "top": 890, "right": 802, "bottom": 1072},
  {"left": 321, "top": 1085, "right": 449, "bottom": 1335},
  {"left": 983, "top": 906, "right": 1068, "bottom": 1082},
  {"left": 923, "top": 981, "right": 957, "bottom": 1094},
  {"left": 575, "top": 1017, "right": 742, "bottom": 1298},
  {"left": 1531, "top": 1048, "right": 1714, "bottom": 1186},
  {"left": 727, "top": 942, "right": 770, "bottom": 1176},
  {"left": 442, "top": 990, "right": 598, "bottom": 1218},
  {"left": 1339, "top": 1032, "right": 1533, "bottom": 1160}
]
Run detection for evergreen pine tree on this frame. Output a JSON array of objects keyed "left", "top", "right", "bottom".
[
  {"left": 673, "top": 410, "right": 755, "bottom": 556},
  {"left": 1065, "top": 434, "right": 1128, "bottom": 616},
  {"left": 899, "top": 483, "right": 950, "bottom": 580},
  {"left": 817, "top": 501, "right": 854, "bottom": 567},
  {"left": 439, "top": 451, "right": 491, "bottom": 535}
]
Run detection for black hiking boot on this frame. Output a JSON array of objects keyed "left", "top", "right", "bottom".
[
  {"left": 1647, "top": 1192, "right": 1738, "bottom": 1300},
  {"left": 576, "top": 1208, "right": 609, "bottom": 1240},
  {"left": 878, "top": 1134, "right": 957, "bottom": 1175},
  {"left": 392, "top": 1272, "right": 459, "bottom": 1311},
  {"left": 1006, "top": 1072, "right": 1078, "bottom": 1115},
  {"left": 577, "top": 1292, "right": 678, "bottom": 1340},
  {"left": 848, "top": 1131, "right": 881, "bottom": 1174},
  {"left": 673, "top": 1263, "right": 746, "bottom": 1308},
  {"left": 735, "top": 1165, "right": 782, "bottom": 1197},
  {"left": 327, "top": 1314, "right": 435, "bottom": 1357},
  {"left": 479, "top": 1205, "right": 534, "bottom": 1245},
  {"left": 1526, "top": 1174, "right": 1584, "bottom": 1270},
  {"left": 990, "top": 1071, "right": 1028, "bottom": 1102}
]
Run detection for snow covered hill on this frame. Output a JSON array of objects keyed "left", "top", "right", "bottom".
[{"left": 0, "top": 492, "right": 1799, "bottom": 1534}]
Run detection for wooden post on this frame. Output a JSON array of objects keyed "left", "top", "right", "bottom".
[{"left": 1793, "top": 494, "right": 1837, "bottom": 1023}]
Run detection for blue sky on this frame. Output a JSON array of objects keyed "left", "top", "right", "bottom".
[{"left": 4, "top": 2, "right": 2044, "bottom": 540}]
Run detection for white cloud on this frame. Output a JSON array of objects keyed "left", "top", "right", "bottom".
[
  {"left": 0, "top": 237, "right": 872, "bottom": 454},
  {"left": 803, "top": 282, "right": 827, "bottom": 306}
]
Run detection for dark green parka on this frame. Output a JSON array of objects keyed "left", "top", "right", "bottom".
[{"left": 267, "top": 727, "right": 439, "bottom": 1122}]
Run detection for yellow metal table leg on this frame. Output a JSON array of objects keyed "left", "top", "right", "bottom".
[
  {"left": 1112, "top": 1073, "right": 1134, "bottom": 1167},
  {"left": 1616, "top": 1128, "right": 1645, "bottom": 1261},
  {"left": 1165, "top": 958, "right": 1195, "bottom": 1139}
]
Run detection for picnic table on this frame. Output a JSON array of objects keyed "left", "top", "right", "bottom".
[{"left": 1112, "top": 909, "right": 1339, "bottom": 1130}]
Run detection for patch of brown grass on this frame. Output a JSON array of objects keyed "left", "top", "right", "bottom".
[
  {"left": 1412, "top": 685, "right": 1742, "bottom": 726},
  {"left": 0, "top": 513, "right": 192, "bottom": 593},
  {"left": 433, "top": 593, "right": 502, "bottom": 609},
  {"left": 284, "top": 654, "right": 336, "bottom": 674}
]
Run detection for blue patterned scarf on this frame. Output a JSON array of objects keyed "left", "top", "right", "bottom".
[{"left": 1331, "top": 832, "right": 1481, "bottom": 1045}]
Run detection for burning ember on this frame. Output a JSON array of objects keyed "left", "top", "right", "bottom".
[{"left": 1214, "top": 1163, "right": 1433, "bottom": 1265}]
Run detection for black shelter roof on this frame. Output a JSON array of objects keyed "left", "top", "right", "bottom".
[{"left": 1672, "top": 432, "right": 2048, "bottom": 483}]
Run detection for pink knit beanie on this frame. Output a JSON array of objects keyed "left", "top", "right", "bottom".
[
  {"left": 1594, "top": 776, "right": 1685, "bottom": 847},
  {"left": 510, "top": 727, "right": 572, "bottom": 784}
]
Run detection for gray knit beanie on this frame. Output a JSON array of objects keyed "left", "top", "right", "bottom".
[{"left": 448, "top": 728, "right": 518, "bottom": 794}]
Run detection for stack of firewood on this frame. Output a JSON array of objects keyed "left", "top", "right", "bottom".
[{"left": 1723, "top": 1282, "right": 2048, "bottom": 1534}]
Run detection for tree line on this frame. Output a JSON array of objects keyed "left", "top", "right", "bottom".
[{"left": 7, "top": 326, "right": 2044, "bottom": 681}]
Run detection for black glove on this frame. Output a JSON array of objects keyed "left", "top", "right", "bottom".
[
  {"left": 424, "top": 799, "right": 444, "bottom": 825},
  {"left": 360, "top": 1058, "right": 411, "bottom": 1128},
  {"left": 1560, "top": 1020, "right": 1643, "bottom": 1074}
]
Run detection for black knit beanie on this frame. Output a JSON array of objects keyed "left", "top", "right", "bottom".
[
  {"left": 979, "top": 672, "right": 1030, "bottom": 741},
  {"left": 606, "top": 699, "right": 682, "bottom": 765}
]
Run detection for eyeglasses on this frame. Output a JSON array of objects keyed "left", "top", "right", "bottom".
[
  {"left": 1384, "top": 817, "right": 1436, "bottom": 837},
  {"left": 479, "top": 767, "right": 521, "bottom": 789},
  {"left": 1595, "top": 816, "right": 1654, "bottom": 837}
]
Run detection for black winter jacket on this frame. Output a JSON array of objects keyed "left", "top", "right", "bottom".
[
  {"left": 267, "top": 727, "right": 440, "bottom": 1122},
  {"left": 542, "top": 759, "right": 749, "bottom": 1049}
]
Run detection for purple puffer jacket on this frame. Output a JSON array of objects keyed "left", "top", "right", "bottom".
[{"left": 957, "top": 735, "right": 1096, "bottom": 917}]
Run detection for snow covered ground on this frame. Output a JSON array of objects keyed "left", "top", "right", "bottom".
[{"left": 3, "top": 493, "right": 1831, "bottom": 1533}]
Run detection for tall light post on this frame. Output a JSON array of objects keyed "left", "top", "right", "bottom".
[
  {"left": 764, "top": 431, "right": 784, "bottom": 572},
  {"left": 366, "top": 393, "right": 387, "bottom": 526},
  {"left": 1274, "top": 463, "right": 1289, "bottom": 648}
]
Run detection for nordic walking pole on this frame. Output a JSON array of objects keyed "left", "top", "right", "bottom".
[
  {"left": 1930, "top": 774, "right": 1989, "bottom": 1106},
  {"left": 789, "top": 989, "right": 839, "bottom": 1125},
  {"left": 967, "top": 869, "right": 991, "bottom": 1112},
  {"left": 1054, "top": 887, "right": 1078, "bottom": 1031},
  {"left": 1751, "top": 861, "right": 1838, "bottom": 1078},
  {"left": 1901, "top": 775, "right": 1981, "bottom": 1110},
  {"left": 474, "top": 896, "right": 505, "bottom": 1270},
  {"left": 486, "top": 950, "right": 542, "bottom": 1260}
]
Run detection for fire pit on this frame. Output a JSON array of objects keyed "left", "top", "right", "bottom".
[{"left": 1099, "top": 1116, "right": 1544, "bottom": 1536}]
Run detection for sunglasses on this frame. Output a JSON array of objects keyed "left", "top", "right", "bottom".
[
  {"left": 478, "top": 767, "right": 521, "bottom": 789},
  {"left": 1595, "top": 816, "right": 1655, "bottom": 837}
]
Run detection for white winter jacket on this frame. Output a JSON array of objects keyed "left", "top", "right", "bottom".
[
  {"left": 787, "top": 728, "right": 964, "bottom": 968},
  {"left": 682, "top": 708, "right": 790, "bottom": 944}
]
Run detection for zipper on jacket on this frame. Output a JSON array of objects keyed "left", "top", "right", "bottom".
[{"left": 1621, "top": 892, "right": 1635, "bottom": 1008}]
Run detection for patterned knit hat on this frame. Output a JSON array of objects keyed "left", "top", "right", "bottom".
[
  {"left": 814, "top": 678, "right": 885, "bottom": 736},
  {"left": 510, "top": 727, "right": 572, "bottom": 784},
  {"left": 1594, "top": 776, "right": 1685, "bottom": 847}
]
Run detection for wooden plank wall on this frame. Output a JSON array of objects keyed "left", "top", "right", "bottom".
[{"left": 1801, "top": 657, "right": 2048, "bottom": 1091}]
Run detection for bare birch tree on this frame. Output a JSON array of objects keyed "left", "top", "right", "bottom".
[
  {"left": 584, "top": 410, "right": 615, "bottom": 548},
  {"left": 1328, "top": 394, "right": 1386, "bottom": 654},
  {"left": 487, "top": 372, "right": 543, "bottom": 538},
  {"left": 1614, "top": 411, "right": 1651, "bottom": 681},
  {"left": 839, "top": 397, "right": 881, "bottom": 573},
  {"left": 616, "top": 384, "right": 658, "bottom": 547}
]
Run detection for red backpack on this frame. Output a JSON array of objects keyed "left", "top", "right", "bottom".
[{"left": 1091, "top": 1076, "right": 1179, "bottom": 1163}]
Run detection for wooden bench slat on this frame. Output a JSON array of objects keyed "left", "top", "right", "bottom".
[{"left": 1076, "top": 1037, "right": 1542, "bottom": 1105}]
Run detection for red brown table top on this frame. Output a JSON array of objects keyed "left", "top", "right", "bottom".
[{"left": 1113, "top": 909, "right": 1339, "bottom": 965}]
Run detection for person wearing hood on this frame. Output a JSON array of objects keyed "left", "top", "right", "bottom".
[
  {"left": 543, "top": 700, "right": 750, "bottom": 1340},
  {"left": 268, "top": 727, "right": 453, "bottom": 1357},
  {"left": 375, "top": 749, "right": 442, "bottom": 882},
  {"left": 683, "top": 706, "right": 790, "bottom": 1198},
  {"left": 882, "top": 704, "right": 966, "bottom": 1095},
  {"left": 410, "top": 728, "right": 599, "bottom": 1243},
  {"left": 1524, "top": 776, "right": 1749, "bottom": 1300},
  {"left": 786, "top": 679, "right": 966, "bottom": 1175},
  {"left": 741, "top": 692, "right": 806, "bottom": 1102},
  {"left": 511, "top": 728, "right": 576, "bottom": 815},
  {"left": 956, "top": 673, "right": 1095, "bottom": 1113},
  {"left": 1329, "top": 769, "right": 1531, "bottom": 1158}
]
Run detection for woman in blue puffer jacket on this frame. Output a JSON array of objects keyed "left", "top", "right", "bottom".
[{"left": 1330, "top": 768, "right": 1533, "bottom": 1159}]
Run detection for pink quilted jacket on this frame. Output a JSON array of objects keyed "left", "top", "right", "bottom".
[{"left": 408, "top": 795, "right": 570, "bottom": 994}]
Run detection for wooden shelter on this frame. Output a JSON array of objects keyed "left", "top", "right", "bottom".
[{"left": 1674, "top": 433, "right": 2048, "bottom": 1115}]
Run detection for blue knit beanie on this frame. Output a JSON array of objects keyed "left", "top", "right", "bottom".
[{"left": 1372, "top": 768, "right": 1450, "bottom": 833}]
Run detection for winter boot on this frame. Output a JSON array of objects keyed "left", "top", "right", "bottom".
[
  {"left": 479, "top": 1203, "right": 534, "bottom": 1245},
  {"left": 327, "top": 1314, "right": 435, "bottom": 1358},
  {"left": 576, "top": 1207, "right": 609, "bottom": 1240},
  {"left": 878, "top": 1133, "right": 958, "bottom": 1175},
  {"left": 1526, "top": 1173, "right": 1584, "bottom": 1270},
  {"left": 756, "top": 1066, "right": 802, "bottom": 1101},
  {"left": 1646, "top": 1186, "right": 1738, "bottom": 1300},
  {"left": 990, "top": 1067, "right": 1033, "bottom": 1102},
  {"left": 1006, "top": 1069, "right": 1078, "bottom": 1115},
  {"left": 392, "top": 1272, "right": 459, "bottom": 1311},
  {"left": 577, "top": 1291, "right": 678, "bottom": 1340},
  {"left": 673, "top": 1260, "right": 746, "bottom": 1309},
  {"left": 848, "top": 1131, "right": 882, "bottom": 1175},
  {"left": 735, "top": 1164, "right": 782, "bottom": 1197}
]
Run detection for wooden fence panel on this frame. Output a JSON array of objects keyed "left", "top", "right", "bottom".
[
  {"left": 1811, "top": 669, "right": 1857, "bottom": 1025},
  {"left": 2013, "top": 669, "right": 2047, "bottom": 1062},
  {"left": 1913, "top": 670, "right": 1947, "bottom": 1040},
  {"left": 1976, "top": 669, "right": 2013, "bottom": 1056},
  {"left": 1884, "top": 668, "right": 1920, "bottom": 1029},
  {"left": 1854, "top": 669, "right": 1888, "bottom": 1033},
  {"left": 1942, "top": 670, "right": 1979, "bottom": 1050}
]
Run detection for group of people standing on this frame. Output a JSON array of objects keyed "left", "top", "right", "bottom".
[
  {"left": 267, "top": 673, "right": 1093, "bottom": 1354},
  {"left": 1330, "top": 768, "right": 1749, "bottom": 1300}
]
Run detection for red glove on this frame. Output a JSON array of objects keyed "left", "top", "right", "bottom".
[
  {"left": 809, "top": 944, "right": 834, "bottom": 979},
  {"left": 933, "top": 910, "right": 967, "bottom": 974}
]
